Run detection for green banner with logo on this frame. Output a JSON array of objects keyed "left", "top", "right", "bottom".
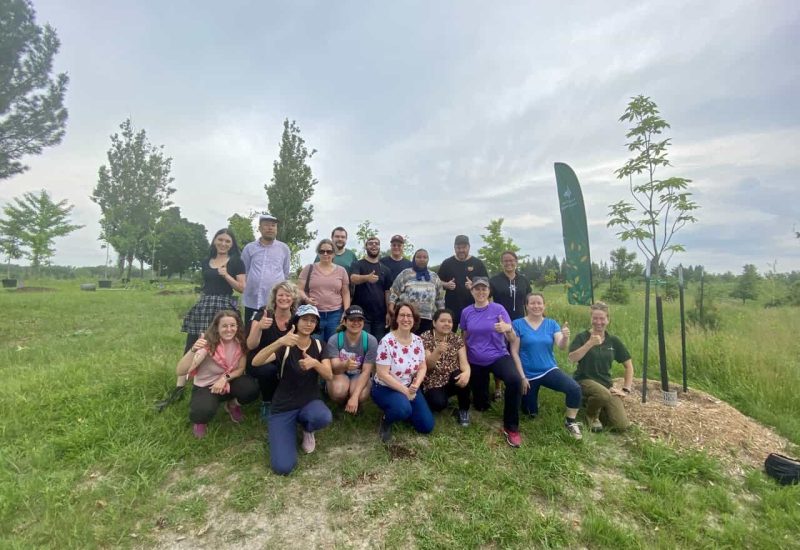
[{"left": 554, "top": 162, "right": 594, "bottom": 305}]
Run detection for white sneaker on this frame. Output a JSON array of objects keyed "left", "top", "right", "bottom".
[
  {"left": 301, "top": 431, "right": 316, "bottom": 454},
  {"left": 590, "top": 418, "right": 603, "bottom": 433},
  {"left": 565, "top": 421, "right": 583, "bottom": 440}
]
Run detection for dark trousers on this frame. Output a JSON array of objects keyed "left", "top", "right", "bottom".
[
  {"left": 469, "top": 355, "right": 521, "bottom": 431},
  {"left": 184, "top": 333, "right": 199, "bottom": 354},
  {"left": 244, "top": 306, "right": 260, "bottom": 335},
  {"left": 246, "top": 362, "right": 279, "bottom": 402},
  {"left": 371, "top": 382, "right": 435, "bottom": 433},
  {"left": 414, "top": 318, "right": 433, "bottom": 335},
  {"left": 364, "top": 318, "right": 387, "bottom": 342},
  {"left": 268, "top": 399, "right": 332, "bottom": 475},
  {"left": 423, "top": 371, "right": 471, "bottom": 412},
  {"left": 188, "top": 376, "right": 259, "bottom": 424},
  {"left": 522, "top": 368, "right": 582, "bottom": 416}
]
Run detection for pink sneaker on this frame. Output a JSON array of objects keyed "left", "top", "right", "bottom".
[
  {"left": 225, "top": 401, "right": 243, "bottom": 424},
  {"left": 502, "top": 428, "right": 522, "bottom": 448},
  {"left": 192, "top": 423, "right": 207, "bottom": 439},
  {"left": 301, "top": 431, "right": 316, "bottom": 454}
]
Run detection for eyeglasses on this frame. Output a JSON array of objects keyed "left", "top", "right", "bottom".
[
  {"left": 397, "top": 313, "right": 414, "bottom": 319},
  {"left": 319, "top": 249, "right": 334, "bottom": 255}
]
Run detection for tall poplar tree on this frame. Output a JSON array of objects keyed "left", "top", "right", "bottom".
[
  {"left": 0, "top": 0, "right": 69, "bottom": 180},
  {"left": 266, "top": 119, "right": 317, "bottom": 257},
  {"left": 91, "top": 119, "right": 174, "bottom": 279}
]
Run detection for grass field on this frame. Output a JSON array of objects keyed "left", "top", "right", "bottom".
[{"left": 1, "top": 279, "right": 799, "bottom": 549}]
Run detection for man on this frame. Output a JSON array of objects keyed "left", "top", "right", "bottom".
[
  {"left": 489, "top": 250, "right": 532, "bottom": 321},
  {"left": 380, "top": 234, "right": 412, "bottom": 282},
  {"left": 241, "top": 213, "right": 291, "bottom": 332},
  {"left": 437, "top": 235, "right": 487, "bottom": 331},
  {"left": 316, "top": 226, "right": 358, "bottom": 273},
  {"left": 350, "top": 236, "right": 393, "bottom": 340}
]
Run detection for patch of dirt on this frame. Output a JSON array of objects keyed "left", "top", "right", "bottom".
[
  {"left": 619, "top": 378, "right": 792, "bottom": 474},
  {"left": 157, "top": 289, "right": 194, "bottom": 296}
]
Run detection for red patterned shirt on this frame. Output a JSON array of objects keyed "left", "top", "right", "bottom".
[{"left": 374, "top": 332, "right": 425, "bottom": 387}]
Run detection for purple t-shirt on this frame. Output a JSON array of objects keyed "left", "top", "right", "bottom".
[{"left": 460, "top": 302, "right": 511, "bottom": 365}]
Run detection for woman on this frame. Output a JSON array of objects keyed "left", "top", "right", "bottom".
[
  {"left": 460, "top": 277, "right": 524, "bottom": 447},
  {"left": 510, "top": 293, "right": 582, "bottom": 440},
  {"left": 324, "top": 305, "right": 378, "bottom": 415},
  {"left": 388, "top": 249, "right": 444, "bottom": 334},
  {"left": 420, "top": 308, "right": 471, "bottom": 426},
  {"left": 489, "top": 250, "right": 532, "bottom": 321},
  {"left": 568, "top": 302, "right": 634, "bottom": 432},
  {"left": 371, "top": 302, "right": 434, "bottom": 443},
  {"left": 175, "top": 310, "right": 259, "bottom": 438},
  {"left": 252, "top": 304, "right": 333, "bottom": 475},
  {"left": 298, "top": 238, "right": 351, "bottom": 342},
  {"left": 246, "top": 281, "right": 299, "bottom": 421},
  {"left": 157, "top": 229, "right": 246, "bottom": 411}
]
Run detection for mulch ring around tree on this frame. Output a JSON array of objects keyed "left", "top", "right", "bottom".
[
  {"left": 618, "top": 378, "right": 794, "bottom": 475},
  {"left": 11, "top": 286, "right": 56, "bottom": 292}
]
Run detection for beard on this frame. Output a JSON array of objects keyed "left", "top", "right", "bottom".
[{"left": 366, "top": 249, "right": 379, "bottom": 259}]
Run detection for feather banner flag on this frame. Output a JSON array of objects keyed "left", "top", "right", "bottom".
[{"left": 554, "top": 162, "right": 594, "bottom": 305}]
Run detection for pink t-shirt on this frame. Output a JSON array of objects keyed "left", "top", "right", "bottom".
[
  {"left": 192, "top": 342, "right": 241, "bottom": 387},
  {"left": 299, "top": 263, "right": 349, "bottom": 312}
]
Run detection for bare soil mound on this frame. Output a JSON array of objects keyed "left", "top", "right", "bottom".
[{"left": 619, "top": 378, "right": 793, "bottom": 474}]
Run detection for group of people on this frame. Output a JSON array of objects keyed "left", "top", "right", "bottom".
[{"left": 163, "top": 213, "right": 635, "bottom": 475}]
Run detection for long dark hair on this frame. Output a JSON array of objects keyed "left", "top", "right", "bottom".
[{"left": 209, "top": 228, "right": 241, "bottom": 259}]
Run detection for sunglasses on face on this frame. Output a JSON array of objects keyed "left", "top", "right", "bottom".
[{"left": 319, "top": 249, "right": 334, "bottom": 255}]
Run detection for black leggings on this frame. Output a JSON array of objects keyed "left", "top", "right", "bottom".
[
  {"left": 469, "top": 355, "right": 521, "bottom": 431},
  {"left": 246, "top": 361, "right": 279, "bottom": 402},
  {"left": 189, "top": 376, "right": 259, "bottom": 424},
  {"left": 423, "top": 370, "right": 471, "bottom": 412}
]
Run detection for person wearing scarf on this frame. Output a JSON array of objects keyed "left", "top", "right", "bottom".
[
  {"left": 388, "top": 249, "right": 445, "bottom": 334},
  {"left": 176, "top": 310, "right": 259, "bottom": 439}
]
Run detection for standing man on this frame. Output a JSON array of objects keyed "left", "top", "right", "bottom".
[
  {"left": 490, "top": 251, "right": 532, "bottom": 321},
  {"left": 437, "top": 235, "right": 487, "bottom": 331},
  {"left": 380, "top": 234, "right": 412, "bottom": 283},
  {"left": 350, "top": 236, "right": 393, "bottom": 341},
  {"left": 316, "top": 226, "right": 358, "bottom": 274},
  {"left": 241, "top": 213, "right": 291, "bottom": 332}
]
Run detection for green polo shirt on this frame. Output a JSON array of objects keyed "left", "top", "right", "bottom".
[
  {"left": 314, "top": 249, "right": 358, "bottom": 274},
  {"left": 569, "top": 330, "right": 631, "bottom": 388}
]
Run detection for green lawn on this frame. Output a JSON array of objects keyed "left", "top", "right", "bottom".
[{"left": 1, "top": 280, "right": 799, "bottom": 548}]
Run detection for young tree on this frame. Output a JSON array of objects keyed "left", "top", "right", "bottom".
[
  {"left": 266, "top": 119, "right": 317, "bottom": 257},
  {"left": 355, "top": 219, "right": 378, "bottom": 249},
  {"left": 0, "top": 219, "right": 24, "bottom": 278},
  {"left": 477, "top": 218, "right": 526, "bottom": 275},
  {"left": 91, "top": 119, "right": 175, "bottom": 279},
  {"left": 0, "top": 189, "right": 81, "bottom": 268},
  {"left": 227, "top": 212, "right": 255, "bottom": 247},
  {"left": 607, "top": 95, "right": 699, "bottom": 277},
  {"left": 730, "top": 264, "right": 760, "bottom": 304},
  {"left": 152, "top": 207, "right": 207, "bottom": 278},
  {"left": 0, "top": 0, "right": 69, "bottom": 180},
  {"left": 609, "top": 247, "right": 638, "bottom": 280}
]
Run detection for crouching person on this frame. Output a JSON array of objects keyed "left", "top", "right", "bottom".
[
  {"left": 324, "top": 306, "right": 378, "bottom": 414},
  {"left": 252, "top": 304, "right": 333, "bottom": 475},
  {"left": 176, "top": 310, "right": 259, "bottom": 439},
  {"left": 567, "top": 302, "right": 634, "bottom": 432}
]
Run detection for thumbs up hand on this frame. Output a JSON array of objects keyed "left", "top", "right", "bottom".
[
  {"left": 299, "top": 350, "right": 316, "bottom": 371},
  {"left": 561, "top": 321, "right": 570, "bottom": 341},
  {"left": 192, "top": 332, "right": 207, "bottom": 352},
  {"left": 280, "top": 324, "right": 300, "bottom": 347},
  {"left": 494, "top": 315, "right": 511, "bottom": 334},
  {"left": 464, "top": 277, "right": 473, "bottom": 290}
]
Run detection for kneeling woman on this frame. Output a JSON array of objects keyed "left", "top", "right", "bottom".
[
  {"left": 324, "top": 306, "right": 378, "bottom": 415},
  {"left": 372, "top": 302, "right": 435, "bottom": 442},
  {"left": 176, "top": 310, "right": 259, "bottom": 439},
  {"left": 510, "top": 293, "right": 582, "bottom": 440},
  {"left": 252, "top": 304, "right": 333, "bottom": 475},
  {"left": 420, "top": 308, "right": 471, "bottom": 426}
]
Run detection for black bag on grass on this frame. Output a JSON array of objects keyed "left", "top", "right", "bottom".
[{"left": 764, "top": 453, "right": 800, "bottom": 486}]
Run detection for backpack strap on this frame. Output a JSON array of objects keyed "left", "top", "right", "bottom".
[
  {"left": 304, "top": 263, "right": 314, "bottom": 297},
  {"left": 279, "top": 346, "right": 291, "bottom": 378},
  {"left": 361, "top": 330, "right": 368, "bottom": 355},
  {"left": 337, "top": 331, "right": 344, "bottom": 350}
]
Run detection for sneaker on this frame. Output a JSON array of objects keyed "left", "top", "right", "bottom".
[
  {"left": 590, "top": 418, "right": 603, "bottom": 433},
  {"left": 225, "top": 401, "right": 243, "bottom": 424},
  {"left": 565, "top": 421, "right": 583, "bottom": 440},
  {"left": 154, "top": 385, "right": 185, "bottom": 412},
  {"left": 379, "top": 416, "right": 392, "bottom": 443},
  {"left": 502, "top": 428, "right": 522, "bottom": 448},
  {"left": 301, "top": 431, "right": 316, "bottom": 454},
  {"left": 192, "top": 423, "right": 207, "bottom": 439},
  {"left": 457, "top": 409, "right": 470, "bottom": 427},
  {"left": 260, "top": 401, "right": 271, "bottom": 422}
]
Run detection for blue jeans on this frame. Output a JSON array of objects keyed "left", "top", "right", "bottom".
[
  {"left": 371, "top": 382, "right": 434, "bottom": 434},
  {"left": 363, "top": 318, "right": 387, "bottom": 342},
  {"left": 522, "top": 368, "right": 582, "bottom": 416},
  {"left": 268, "top": 399, "right": 332, "bottom": 475},
  {"left": 316, "top": 308, "right": 343, "bottom": 343}
]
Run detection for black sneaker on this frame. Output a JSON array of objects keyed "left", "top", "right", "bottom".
[
  {"left": 457, "top": 409, "right": 470, "bottom": 427},
  {"left": 154, "top": 385, "right": 185, "bottom": 412},
  {"left": 379, "top": 416, "right": 392, "bottom": 443}
]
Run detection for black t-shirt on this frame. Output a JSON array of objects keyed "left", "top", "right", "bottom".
[
  {"left": 437, "top": 256, "right": 488, "bottom": 316},
  {"left": 270, "top": 340, "right": 324, "bottom": 414},
  {"left": 490, "top": 272, "right": 531, "bottom": 320},
  {"left": 380, "top": 256, "right": 413, "bottom": 283},
  {"left": 201, "top": 257, "right": 245, "bottom": 295},
  {"left": 247, "top": 310, "right": 291, "bottom": 366},
  {"left": 351, "top": 259, "right": 393, "bottom": 322}
]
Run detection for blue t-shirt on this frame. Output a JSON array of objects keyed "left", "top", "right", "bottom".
[
  {"left": 513, "top": 317, "right": 561, "bottom": 380},
  {"left": 460, "top": 302, "right": 511, "bottom": 366}
]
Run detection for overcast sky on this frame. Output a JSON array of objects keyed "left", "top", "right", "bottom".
[{"left": 4, "top": 0, "right": 799, "bottom": 273}]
